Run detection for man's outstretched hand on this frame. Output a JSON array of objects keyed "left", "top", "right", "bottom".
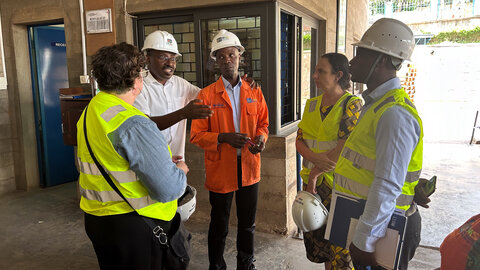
[{"left": 182, "top": 99, "right": 213, "bottom": 119}]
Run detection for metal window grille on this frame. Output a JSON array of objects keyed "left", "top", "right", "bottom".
[{"left": 201, "top": 16, "right": 261, "bottom": 87}]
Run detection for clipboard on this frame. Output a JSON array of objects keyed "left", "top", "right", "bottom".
[{"left": 325, "top": 190, "right": 407, "bottom": 270}]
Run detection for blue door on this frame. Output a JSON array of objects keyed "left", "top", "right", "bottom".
[{"left": 29, "top": 25, "right": 78, "bottom": 187}]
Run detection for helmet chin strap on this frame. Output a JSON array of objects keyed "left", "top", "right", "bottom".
[{"left": 363, "top": 54, "right": 383, "bottom": 85}]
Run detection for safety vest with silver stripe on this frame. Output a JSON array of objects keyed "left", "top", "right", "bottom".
[
  {"left": 298, "top": 93, "right": 359, "bottom": 188},
  {"left": 334, "top": 88, "right": 423, "bottom": 211},
  {"left": 77, "top": 91, "right": 177, "bottom": 221}
]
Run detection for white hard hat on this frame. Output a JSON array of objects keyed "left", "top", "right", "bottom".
[
  {"left": 210, "top": 29, "right": 245, "bottom": 60},
  {"left": 292, "top": 191, "right": 329, "bottom": 232},
  {"left": 353, "top": 18, "right": 415, "bottom": 61},
  {"left": 177, "top": 185, "right": 196, "bottom": 222},
  {"left": 142, "top": 30, "right": 182, "bottom": 56}
]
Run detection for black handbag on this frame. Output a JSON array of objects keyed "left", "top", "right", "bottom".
[{"left": 82, "top": 105, "right": 191, "bottom": 269}]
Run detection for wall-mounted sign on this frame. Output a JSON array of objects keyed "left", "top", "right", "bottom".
[{"left": 86, "top": 8, "right": 113, "bottom": 34}]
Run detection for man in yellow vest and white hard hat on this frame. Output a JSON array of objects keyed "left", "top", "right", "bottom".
[{"left": 333, "top": 18, "right": 426, "bottom": 269}]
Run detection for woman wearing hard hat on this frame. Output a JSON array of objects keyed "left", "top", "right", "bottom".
[{"left": 293, "top": 53, "right": 362, "bottom": 270}]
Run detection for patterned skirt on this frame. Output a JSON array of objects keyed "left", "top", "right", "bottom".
[{"left": 303, "top": 180, "right": 354, "bottom": 270}]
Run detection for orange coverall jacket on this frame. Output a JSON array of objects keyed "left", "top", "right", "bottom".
[{"left": 190, "top": 77, "right": 269, "bottom": 194}]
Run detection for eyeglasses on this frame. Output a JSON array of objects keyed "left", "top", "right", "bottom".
[
  {"left": 157, "top": 55, "right": 177, "bottom": 62},
  {"left": 140, "top": 69, "right": 149, "bottom": 78}
]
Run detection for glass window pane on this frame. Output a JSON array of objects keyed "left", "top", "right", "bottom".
[
  {"left": 201, "top": 16, "right": 261, "bottom": 87},
  {"left": 280, "top": 12, "right": 295, "bottom": 126},
  {"left": 143, "top": 22, "right": 197, "bottom": 86}
]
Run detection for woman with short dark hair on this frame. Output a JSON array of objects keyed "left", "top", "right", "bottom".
[{"left": 78, "top": 42, "right": 189, "bottom": 269}]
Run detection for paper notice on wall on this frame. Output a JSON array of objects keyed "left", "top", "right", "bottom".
[{"left": 86, "top": 9, "right": 113, "bottom": 34}]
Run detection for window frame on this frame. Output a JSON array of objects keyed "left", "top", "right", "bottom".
[
  {"left": 276, "top": 3, "right": 320, "bottom": 135},
  {"left": 0, "top": 13, "right": 7, "bottom": 89},
  {"left": 336, "top": 0, "right": 348, "bottom": 53}
]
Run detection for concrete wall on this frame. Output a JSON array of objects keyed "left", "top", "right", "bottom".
[
  {"left": 0, "top": 0, "right": 87, "bottom": 195},
  {"left": 0, "top": 0, "right": 368, "bottom": 232},
  {"left": 409, "top": 16, "right": 480, "bottom": 35},
  {"left": 0, "top": 88, "right": 14, "bottom": 194}
]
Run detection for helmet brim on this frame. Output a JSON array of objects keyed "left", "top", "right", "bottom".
[
  {"left": 352, "top": 41, "right": 411, "bottom": 61},
  {"left": 210, "top": 45, "right": 245, "bottom": 60},
  {"left": 142, "top": 47, "right": 182, "bottom": 57}
]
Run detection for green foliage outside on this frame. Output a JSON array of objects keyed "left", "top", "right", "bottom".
[
  {"left": 303, "top": 33, "right": 311, "bottom": 50},
  {"left": 429, "top": 27, "right": 480, "bottom": 44}
]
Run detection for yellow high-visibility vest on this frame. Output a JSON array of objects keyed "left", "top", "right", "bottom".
[
  {"left": 334, "top": 88, "right": 423, "bottom": 211},
  {"left": 298, "top": 92, "right": 360, "bottom": 188},
  {"left": 77, "top": 91, "right": 177, "bottom": 220}
]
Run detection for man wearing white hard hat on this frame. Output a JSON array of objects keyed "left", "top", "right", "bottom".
[
  {"left": 333, "top": 18, "right": 428, "bottom": 269},
  {"left": 190, "top": 29, "right": 269, "bottom": 270},
  {"left": 134, "top": 30, "right": 212, "bottom": 165}
]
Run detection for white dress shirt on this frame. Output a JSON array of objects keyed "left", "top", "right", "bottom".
[{"left": 134, "top": 74, "right": 200, "bottom": 159}]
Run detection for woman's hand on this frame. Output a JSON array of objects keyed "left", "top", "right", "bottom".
[
  {"left": 310, "top": 152, "right": 336, "bottom": 172},
  {"left": 176, "top": 161, "right": 189, "bottom": 175},
  {"left": 306, "top": 167, "right": 323, "bottom": 194}
]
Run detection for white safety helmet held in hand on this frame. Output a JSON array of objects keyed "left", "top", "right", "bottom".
[
  {"left": 353, "top": 18, "right": 415, "bottom": 61},
  {"left": 210, "top": 29, "right": 245, "bottom": 60},
  {"left": 142, "top": 30, "right": 182, "bottom": 56},
  {"left": 292, "top": 191, "right": 329, "bottom": 232},
  {"left": 177, "top": 185, "right": 197, "bottom": 222}
]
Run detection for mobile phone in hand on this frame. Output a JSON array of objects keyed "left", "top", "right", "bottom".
[
  {"left": 421, "top": 176, "right": 437, "bottom": 197},
  {"left": 246, "top": 139, "right": 256, "bottom": 147}
]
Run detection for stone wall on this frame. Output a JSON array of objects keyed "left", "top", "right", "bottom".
[{"left": 0, "top": 88, "right": 14, "bottom": 195}]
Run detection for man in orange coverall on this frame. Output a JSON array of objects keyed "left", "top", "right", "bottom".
[{"left": 190, "top": 29, "right": 269, "bottom": 270}]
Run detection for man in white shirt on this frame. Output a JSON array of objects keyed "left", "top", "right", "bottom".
[{"left": 134, "top": 30, "right": 212, "bottom": 161}]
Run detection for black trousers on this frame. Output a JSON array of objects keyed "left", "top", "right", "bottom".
[
  {"left": 208, "top": 157, "right": 259, "bottom": 270},
  {"left": 353, "top": 208, "right": 421, "bottom": 270},
  {"left": 85, "top": 212, "right": 172, "bottom": 270}
]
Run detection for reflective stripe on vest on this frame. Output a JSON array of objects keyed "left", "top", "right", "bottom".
[
  {"left": 406, "top": 170, "right": 421, "bottom": 183},
  {"left": 101, "top": 105, "right": 127, "bottom": 122},
  {"left": 303, "top": 139, "right": 338, "bottom": 151},
  {"left": 335, "top": 173, "right": 415, "bottom": 207},
  {"left": 334, "top": 173, "right": 370, "bottom": 197},
  {"left": 77, "top": 158, "right": 139, "bottom": 184},
  {"left": 340, "top": 147, "right": 420, "bottom": 184},
  {"left": 80, "top": 186, "right": 158, "bottom": 210},
  {"left": 302, "top": 139, "right": 338, "bottom": 169},
  {"left": 341, "top": 146, "right": 376, "bottom": 171}
]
